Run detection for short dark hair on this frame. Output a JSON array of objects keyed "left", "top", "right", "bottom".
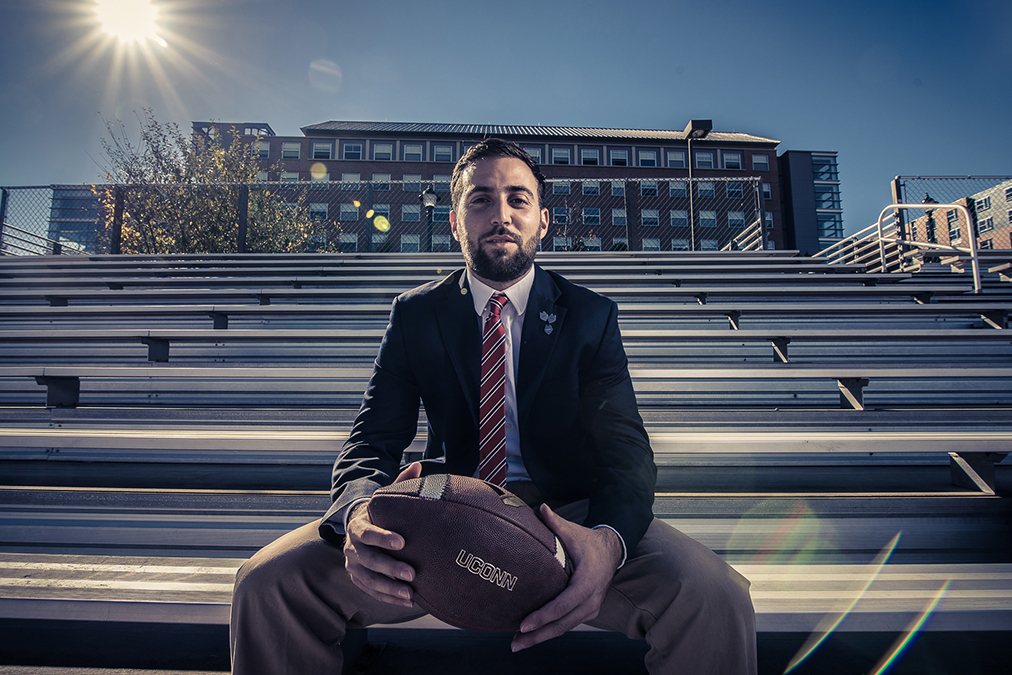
[{"left": 450, "top": 138, "right": 547, "bottom": 212}]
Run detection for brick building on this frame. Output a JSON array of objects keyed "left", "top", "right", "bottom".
[
  {"left": 193, "top": 120, "right": 785, "bottom": 253},
  {"left": 906, "top": 179, "right": 1012, "bottom": 251}
]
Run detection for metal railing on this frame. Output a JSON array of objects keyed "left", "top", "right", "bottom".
[{"left": 815, "top": 203, "right": 982, "bottom": 293}]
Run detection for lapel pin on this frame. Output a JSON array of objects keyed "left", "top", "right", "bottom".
[
  {"left": 544, "top": 324, "right": 553, "bottom": 335},
  {"left": 540, "top": 311, "right": 557, "bottom": 334}
]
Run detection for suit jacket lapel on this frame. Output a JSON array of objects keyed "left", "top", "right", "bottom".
[
  {"left": 435, "top": 270, "right": 482, "bottom": 430},
  {"left": 517, "top": 266, "right": 566, "bottom": 430}
]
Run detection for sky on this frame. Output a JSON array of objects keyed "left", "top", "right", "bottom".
[{"left": 0, "top": 0, "right": 1009, "bottom": 234}]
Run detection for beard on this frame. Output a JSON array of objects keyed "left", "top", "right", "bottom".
[{"left": 461, "top": 225, "right": 539, "bottom": 283}]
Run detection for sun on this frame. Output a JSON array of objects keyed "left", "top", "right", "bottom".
[{"left": 94, "top": 0, "right": 166, "bottom": 46}]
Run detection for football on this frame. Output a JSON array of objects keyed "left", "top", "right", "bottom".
[{"left": 367, "top": 473, "right": 573, "bottom": 632}]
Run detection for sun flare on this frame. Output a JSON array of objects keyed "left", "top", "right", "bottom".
[{"left": 94, "top": 0, "right": 165, "bottom": 46}]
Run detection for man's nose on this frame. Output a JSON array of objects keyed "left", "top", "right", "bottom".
[{"left": 491, "top": 198, "right": 512, "bottom": 225}]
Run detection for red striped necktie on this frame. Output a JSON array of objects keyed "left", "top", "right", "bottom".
[{"left": 478, "top": 293, "right": 509, "bottom": 486}]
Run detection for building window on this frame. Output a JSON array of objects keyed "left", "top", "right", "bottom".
[
  {"left": 699, "top": 210, "right": 717, "bottom": 228},
  {"left": 765, "top": 211, "right": 774, "bottom": 228},
  {"left": 642, "top": 238, "right": 660, "bottom": 251},
  {"left": 340, "top": 203, "right": 359, "bottom": 221},
  {"left": 667, "top": 150, "right": 686, "bottom": 169},
  {"left": 403, "top": 174, "right": 421, "bottom": 192},
  {"left": 371, "top": 232, "right": 388, "bottom": 250},
  {"left": 432, "top": 234, "right": 451, "bottom": 252},
  {"left": 726, "top": 182, "right": 743, "bottom": 200},
  {"left": 641, "top": 209, "right": 659, "bottom": 227},
  {"left": 584, "top": 208, "right": 601, "bottom": 225},
  {"left": 256, "top": 171, "right": 269, "bottom": 182},
  {"left": 339, "top": 233, "right": 358, "bottom": 253},
  {"left": 309, "top": 203, "right": 328, "bottom": 221},
  {"left": 612, "top": 237, "right": 628, "bottom": 250},
  {"left": 610, "top": 150, "right": 628, "bottom": 166},
  {"left": 433, "top": 174, "right": 451, "bottom": 193},
  {"left": 581, "top": 149, "right": 600, "bottom": 165},
  {"left": 281, "top": 171, "right": 299, "bottom": 182},
  {"left": 554, "top": 236, "right": 571, "bottom": 251},
  {"left": 697, "top": 181, "right": 715, "bottom": 199},
  {"left": 582, "top": 181, "right": 599, "bottom": 196},
  {"left": 402, "top": 204, "right": 421, "bottom": 222},
  {"left": 552, "top": 148, "right": 571, "bottom": 165},
  {"left": 752, "top": 154, "right": 770, "bottom": 171},
  {"left": 695, "top": 151, "right": 715, "bottom": 169},
  {"left": 818, "top": 213, "right": 844, "bottom": 238},
  {"left": 403, "top": 144, "right": 423, "bottom": 162},
  {"left": 256, "top": 141, "right": 270, "bottom": 159},
  {"left": 310, "top": 172, "right": 330, "bottom": 189},
  {"left": 433, "top": 145, "right": 454, "bottom": 163},
  {"left": 372, "top": 173, "right": 391, "bottom": 191},
  {"left": 812, "top": 155, "right": 839, "bottom": 180},
  {"left": 701, "top": 239, "right": 719, "bottom": 250},
  {"left": 980, "top": 239, "right": 993, "bottom": 249},
  {"left": 583, "top": 236, "right": 601, "bottom": 251},
  {"left": 372, "top": 204, "right": 390, "bottom": 219},
  {"left": 372, "top": 143, "right": 392, "bottom": 161},
  {"left": 814, "top": 184, "right": 841, "bottom": 209},
  {"left": 762, "top": 183, "right": 772, "bottom": 201},
  {"left": 611, "top": 181, "right": 625, "bottom": 197},
  {"left": 638, "top": 150, "right": 657, "bottom": 167},
  {"left": 728, "top": 211, "right": 745, "bottom": 228},
  {"left": 522, "top": 145, "right": 542, "bottom": 162},
  {"left": 669, "top": 181, "right": 687, "bottom": 198},
  {"left": 723, "top": 152, "right": 742, "bottom": 170},
  {"left": 401, "top": 234, "right": 420, "bottom": 252},
  {"left": 978, "top": 216, "right": 995, "bottom": 234},
  {"left": 342, "top": 143, "right": 362, "bottom": 160},
  {"left": 312, "top": 143, "right": 332, "bottom": 160},
  {"left": 612, "top": 209, "right": 627, "bottom": 227},
  {"left": 670, "top": 210, "right": 688, "bottom": 228},
  {"left": 341, "top": 172, "right": 360, "bottom": 189},
  {"left": 553, "top": 182, "right": 571, "bottom": 195},
  {"left": 671, "top": 238, "right": 690, "bottom": 251},
  {"left": 641, "top": 181, "right": 658, "bottom": 197},
  {"left": 433, "top": 205, "right": 450, "bottom": 222},
  {"left": 553, "top": 207, "right": 569, "bottom": 224},
  {"left": 282, "top": 142, "right": 301, "bottom": 160},
  {"left": 976, "top": 196, "right": 991, "bottom": 212}
]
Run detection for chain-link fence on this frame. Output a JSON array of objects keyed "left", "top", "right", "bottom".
[
  {"left": 892, "top": 176, "right": 1012, "bottom": 251},
  {"left": 2, "top": 177, "right": 764, "bottom": 255}
]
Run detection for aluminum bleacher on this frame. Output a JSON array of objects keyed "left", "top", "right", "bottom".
[{"left": 1, "top": 250, "right": 1010, "bottom": 672}]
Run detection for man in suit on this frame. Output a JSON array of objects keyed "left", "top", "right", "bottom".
[{"left": 230, "top": 139, "right": 756, "bottom": 675}]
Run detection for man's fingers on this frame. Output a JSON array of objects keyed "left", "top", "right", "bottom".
[
  {"left": 394, "top": 461, "right": 422, "bottom": 483},
  {"left": 346, "top": 563, "right": 415, "bottom": 607}
]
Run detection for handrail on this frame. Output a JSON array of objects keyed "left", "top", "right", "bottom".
[
  {"left": 0, "top": 222, "right": 69, "bottom": 255},
  {"left": 877, "top": 203, "right": 980, "bottom": 293}
]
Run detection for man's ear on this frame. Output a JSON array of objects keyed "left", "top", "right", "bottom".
[
  {"left": 538, "top": 207, "right": 549, "bottom": 240},
  {"left": 450, "top": 210, "right": 461, "bottom": 242}
]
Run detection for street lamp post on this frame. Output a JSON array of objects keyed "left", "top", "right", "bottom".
[
  {"left": 684, "top": 120, "right": 711, "bottom": 251},
  {"left": 419, "top": 185, "right": 439, "bottom": 253}
]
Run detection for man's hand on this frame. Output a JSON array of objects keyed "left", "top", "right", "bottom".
[
  {"left": 343, "top": 462, "right": 422, "bottom": 607},
  {"left": 511, "top": 503, "right": 623, "bottom": 652}
]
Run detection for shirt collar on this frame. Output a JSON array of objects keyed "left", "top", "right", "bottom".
[{"left": 466, "top": 265, "right": 536, "bottom": 317}]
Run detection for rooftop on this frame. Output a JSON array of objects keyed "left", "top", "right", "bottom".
[{"left": 299, "top": 120, "right": 779, "bottom": 145}]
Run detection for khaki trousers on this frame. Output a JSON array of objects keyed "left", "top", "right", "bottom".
[{"left": 230, "top": 498, "right": 756, "bottom": 675}]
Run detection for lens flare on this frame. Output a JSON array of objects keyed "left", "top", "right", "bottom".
[
  {"left": 373, "top": 216, "right": 391, "bottom": 232},
  {"left": 310, "top": 163, "right": 328, "bottom": 180},
  {"left": 783, "top": 532, "right": 902, "bottom": 674},
  {"left": 867, "top": 580, "right": 951, "bottom": 675},
  {"left": 366, "top": 209, "right": 375, "bottom": 219},
  {"left": 308, "top": 59, "right": 343, "bottom": 93},
  {"left": 353, "top": 201, "right": 361, "bottom": 208}
]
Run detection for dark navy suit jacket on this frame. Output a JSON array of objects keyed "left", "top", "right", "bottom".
[{"left": 320, "top": 265, "right": 656, "bottom": 550}]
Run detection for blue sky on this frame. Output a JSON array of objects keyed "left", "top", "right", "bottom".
[{"left": 1, "top": 0, "right": 1009, "bottom": 234}]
